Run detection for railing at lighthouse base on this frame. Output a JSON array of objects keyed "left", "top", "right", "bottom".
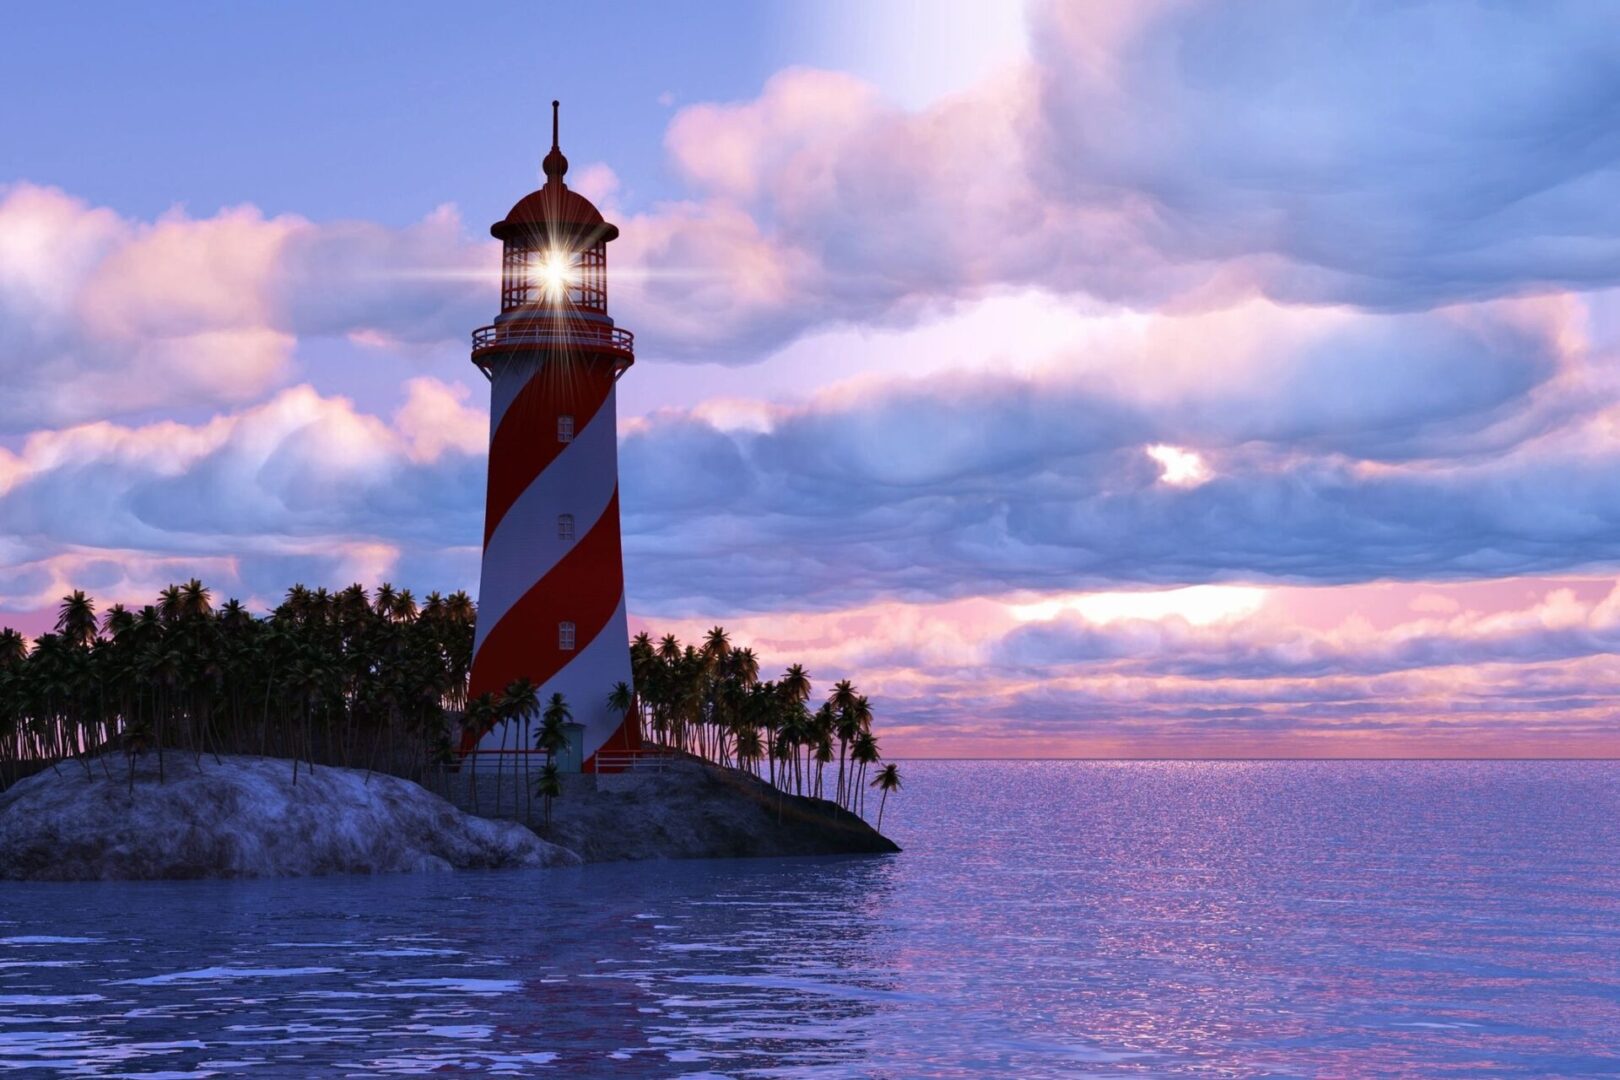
[
  {"left": 445, "top": 746, "right": 677, "bottom": 774},
  {"left": 590, "top": 749, "right": 675, "bottom": 774},
  {"left": 422, "top": 746, "right": 681, "bottom": 827}
]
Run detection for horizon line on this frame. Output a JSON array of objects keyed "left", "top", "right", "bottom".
[{"left": 885, "top": 755, "right": 1620, "bottom": 762}]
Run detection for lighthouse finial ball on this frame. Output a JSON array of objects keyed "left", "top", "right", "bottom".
[{"left": 544, "top": 100, "right": 568, "bottom": 183}]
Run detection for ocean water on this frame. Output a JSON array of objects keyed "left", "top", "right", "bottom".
[{"left": 2, "top": 760, "right": 1619, "bottom": 1077}]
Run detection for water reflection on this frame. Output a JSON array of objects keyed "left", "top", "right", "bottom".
[{"left": 1, "top": 762, "right": 1619, "bottom": 1075}]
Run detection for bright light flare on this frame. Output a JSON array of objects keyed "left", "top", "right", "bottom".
[{"left": 533, "top": 248, "right": 575, "bottom": 298}]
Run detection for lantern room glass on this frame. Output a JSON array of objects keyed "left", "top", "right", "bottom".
[{"left": 501, "top": 237, "right": 607, "bottom": 313}]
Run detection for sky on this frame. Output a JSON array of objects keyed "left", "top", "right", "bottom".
[{"left": 3, "top": 1, "right": 1620, "bottom": 758}]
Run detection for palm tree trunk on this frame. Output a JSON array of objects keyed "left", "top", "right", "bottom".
[{"left": 495, "top": 721, "right": 508, "bottom": 817}]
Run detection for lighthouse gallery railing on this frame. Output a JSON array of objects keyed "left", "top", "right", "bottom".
[{"left": 471, "top": 323, "right": 634, "bottom": 353}]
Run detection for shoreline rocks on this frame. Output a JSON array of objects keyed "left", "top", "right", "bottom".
[
  {"left": 0, "top": 754, "right": 578, "bottom": 881},
  {"left": 0, "top": 753, "right": 898, "bottom": 881},
  {"left": 539, "top": 756, "right": 901, "bottom": 862}
]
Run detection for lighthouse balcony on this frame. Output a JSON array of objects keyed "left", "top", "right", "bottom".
[{"left": 471, "top": 322, "right": 635, "bottom": 377}]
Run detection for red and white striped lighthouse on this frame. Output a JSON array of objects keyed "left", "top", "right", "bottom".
[{"left": 464, "top": 103, "right": 639, "bottom": 770}]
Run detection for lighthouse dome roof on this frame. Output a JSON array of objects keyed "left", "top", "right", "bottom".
[{"left": 491, "top": 183, "right": 619, "bottom": 243}]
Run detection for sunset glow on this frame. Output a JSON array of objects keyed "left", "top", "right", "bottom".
[{"left": 3, "top": 2, "right": 1619, "bottom": 759}]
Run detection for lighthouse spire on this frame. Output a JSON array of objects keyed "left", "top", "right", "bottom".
[{"left": 543, "top": 99, "right": 568, "bottom": 184}]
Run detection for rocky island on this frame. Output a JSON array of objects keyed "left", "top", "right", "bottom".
[
  {"left": 0, "top": 752, "right": 897, "bottom": 881},
  {"left": 539, "top": 754, "right": 899, "bottom": 862},
  {"left": 0, "top": 755, "right": 575, "bottom": 880},
  {"left": 0, "top": 585, "right": 904, "bottom": 882}
]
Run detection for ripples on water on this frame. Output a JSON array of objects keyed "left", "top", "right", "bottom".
[{"left": 2, "top": 761, "right": 1619, "bottom": 1076}]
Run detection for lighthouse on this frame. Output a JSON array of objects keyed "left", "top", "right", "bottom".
[{"left": 464, "top": 102, "right": 639, "bottom": 771}]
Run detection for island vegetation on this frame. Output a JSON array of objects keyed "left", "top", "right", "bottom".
[
  {"left": 626, "top": 629, "right": 894, "bottom": 816},
  {"left": 0, "top": 582, "right": 901, "bottom": 825}
]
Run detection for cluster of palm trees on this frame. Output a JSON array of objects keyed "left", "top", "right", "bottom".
[
  {"left": 629, "top": 627, "right": 901, "bottom": 820},
  {"left": 0, "top": 581, "right": 473, "bottom": 791},
  {"left": 0, "top": 584, "right": 903, "bottom": 829},
  {"left": 457, "top": 679, "right": 574, "bottom": 826}
]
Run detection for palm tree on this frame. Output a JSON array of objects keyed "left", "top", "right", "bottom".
[
  {"left": 444, "top": 591, "right": 476, "bottom": 627},
  {"left": 536, "top": 762, "right": 562, "bottom": 828},
  {"left": 870, "top": 762, "right": 901, "bottom": 830},
  {"left": 534, "top": 693, "right": 570, "bottom": 824},
  {"left": 217, "top": 599, "right": 251, "bottom": 631},
  {"left": 538, "top": 693, "right": 571, "bottom": 764},
  {"left": 812, "top": 728, "right": 834, "bottom": 799},
  {"left": 56, "top": 591, "right": 97, "bottom": 651},
  {"left": 178, "top": 578, "right": 213, "bottom": 620},
  {"left": 157, "top": 585, "right": 184, "bottom": 623},
  {"left": 703, "top": 626, "right": 730, "bottom": 661},
  {"left": 735, "top": 725, "right": 763, "bottom": 775},
  {"left": 781, "top": 663, "right": 811, "bottom": 706},
  {"left": 730, "top": 647, "right": 759, "bottom": 686},
  {"left": 606, "top": 681, "right": 635, "bottom": 750},
  {"left": 373, "top": 582, "right": 398, "bottom": 620},
  {"left": 502, "top": 678, "right": 540, "bottom": 822},
  {"left": 850, "top": 730, "right": 880, "bottom": 816},
  {"left": 828, "top": 679, "right": 857, "bottom": 805},
  {"left": 463, "top": 692, "right": 499, "bottom": 812}
]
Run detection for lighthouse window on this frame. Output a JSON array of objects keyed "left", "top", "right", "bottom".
[
  {"left": 558, "top": 621, "right": 576, "bottom": 651},
  {"left": 557, "top": 514, "right": 575, "bottom": 542},
  {"left": 557, "top": 414, "right": 575, "bottom": 443}
]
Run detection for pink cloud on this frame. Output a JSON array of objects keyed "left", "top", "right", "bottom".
[
  {"left": 603, "top": 3, "right": 1620, "bottom": 364},
  {"left": 626, "top": 577, "right": 1620, "bottom": 756},
  {"left": 0, "top": 184, "right": 489, "bottom": 431},
  {"left": 393, "top": 377, "right": 486, "bottom": 464},
  {"left": 0, "top": 383, "right": 484, "bottom": 595}
]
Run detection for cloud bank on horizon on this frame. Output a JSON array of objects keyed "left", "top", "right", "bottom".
[{"left": 3, "top": 0, "right": 1620, "bottom": 756}]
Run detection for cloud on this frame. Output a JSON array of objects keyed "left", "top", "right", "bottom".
[
  {"left": 269, "top": 203, "right": 489, "bottom": 345},
  {"left": 15, "top": 0, "right": 1615, "bottom": 412},
  {"left": 607, "top": 2, "right": 1620, "bottom": 364},
  {"left": 0, "top": 277, "right": 1609, "bottom": 624},
  {"left": 0, "top": 184, "right": 489, "bottom": 431},
  {"left": 994, "top": 585, "right": 1620, "bottom": 681},
  {"left": 629, "top": 581, "right": 1620, "bottom": 754},
  {"left": 619, "top": 67, "right": 1056, "bottom": 361},
  {"left": 1145, "top": 444, "right": 1209, "bottom": 488},
  {"left": 0, "top": 382, "right": 484, "bottom": 609},
  {"left": 1032, "top": 0, "right": 1620, "bottom": 309},
  {"left": 8, "top": 0, "right": 1617, "bottom": 446},
  {"left": 393, "top": 377, "right": 486, "bottom": 464},
  {"left": 615, "top": 294, "right": 1614, "bottom": 611}
]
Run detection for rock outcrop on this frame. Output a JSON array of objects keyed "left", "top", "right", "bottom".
[
  {"left": 0, "top": 754, "right": 579, "bottom": 881},
  {"left": 0, "top": 751, "right": 898, "bottom": 881},
  {"left": 534, "top": 756, "right": 901, "bottom": 862}
]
